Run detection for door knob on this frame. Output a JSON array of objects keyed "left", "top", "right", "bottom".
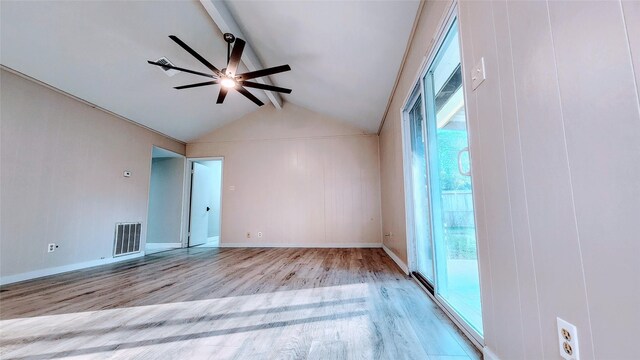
[{"left": 206, "top": 207, "right": 210, "bottom": 212}]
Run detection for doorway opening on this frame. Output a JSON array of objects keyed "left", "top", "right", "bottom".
[
  {"left": 146, "top": 146, "right": 186, "bottom": 254},
  {"left": 188, "top": 158, "right": 223, "bottom": 248}
]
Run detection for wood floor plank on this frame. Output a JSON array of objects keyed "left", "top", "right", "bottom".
[
  {"left": 307, "top": 340, "right": 347, "bottom": 360},
  {"left": 0, "top": 248, "right": 481, "bottom": 359}
]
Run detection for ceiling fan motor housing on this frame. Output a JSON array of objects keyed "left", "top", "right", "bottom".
[{"left": 223, "top": 33, "right": 236, "bottom": 44}]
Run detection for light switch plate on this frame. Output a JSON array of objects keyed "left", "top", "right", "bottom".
[{"left": 471, "top": 57, "right": 486, "bottom": 90}]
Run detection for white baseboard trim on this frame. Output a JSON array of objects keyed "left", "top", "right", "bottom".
[
  {"left": 382, "top": 244, "right": 409, "bottom": 275},
  {"left": 483, "top": 347, "right": 500, "bottom": 360},
  {"left": 145, "top": 242, "right": 182, "bottom": 250},
  {"left": 0, "top": 252, "right": 145, "bottom": 286},
  {"left": 220, "top": 242, "right": 382, "bottom": 249}
]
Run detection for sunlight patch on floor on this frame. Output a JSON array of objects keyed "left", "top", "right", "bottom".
[{"left": 0, "top": 283, "right": 373, "bottom": 359}]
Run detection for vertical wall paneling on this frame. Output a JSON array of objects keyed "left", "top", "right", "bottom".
[
  {"left": 379, "top": 0, "right": 640, "bottom": 358},
  {"left": 622, "top": 1, "right": 640, "bottom": 98},
  {"left": 0, "top": 69, "right": 185, "bottom": 281},
  {"left": 187, "top": 103, "right": 382, "bottom": 247},
  {"left": 493, "top": 1, "right": 545, "bottom": 357},
  {"left": 461, "top": 1, "right": 528, "bottom": 356},
  {"left": 547, "top": 1, "right": 640, "bottom": 357}
]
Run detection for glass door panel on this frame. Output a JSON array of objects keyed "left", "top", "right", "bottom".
[
  {"left": 408, "top": 95, "right": 435, "bottom": 284},
  {"left": 424, "top": 21, "right": 483, "bottom": 335}
]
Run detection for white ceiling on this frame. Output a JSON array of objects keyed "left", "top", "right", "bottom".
[
  {"left": 225, "top": 0, "right": 420, "bottom": 133},
  {"left": 1, "top": 0, "right": 420, "bottom": 141}
]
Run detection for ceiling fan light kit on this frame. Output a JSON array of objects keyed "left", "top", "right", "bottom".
[
  {"left": 220, "top": 78, "right": 236, "bottom": 88},
  {"left": 147, "top": 33, "right": 291, "bottom": 106}
]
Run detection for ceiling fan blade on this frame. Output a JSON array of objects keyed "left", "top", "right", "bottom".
[
  {"left": 216, "top": 87, "right": 229, "bottom": 104},
  {"left": 174, "top": 80, "right": 219, "bottom": 90},
  {"left": 236, "top": 65, "right": 291, "bottom": 81},
  {"left": 226, "top": 38, "right": 245, "bottom": 76},
  {"left": 169, "top": 35, "right": 221, "bottom": 75},
  {"left": 147, "top": 61, "right": 215, "bottom": 79},
  {"left": 240, "top": 81, "right": 292, "bottom": 94},
  {"left": 236, "top": 86, "right": 264, "bottom": 106}
]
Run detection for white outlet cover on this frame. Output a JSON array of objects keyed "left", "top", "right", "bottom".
[
  {"left": 471, "top": 57, "right": 486, "bottom": 91},
  {"left": 257, "top": 232, "right": 263, "bottom": 238},
  {"left": 557, "top": 317, "right": 579, "bottom": 360}
]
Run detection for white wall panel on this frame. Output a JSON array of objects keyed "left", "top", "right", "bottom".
[
  {"left": 460, "top": 1, "right": 526, "bottom": 357},
  {"left": 622, "top": 1, "right": 640, "bottom": 97},
  {"left": 188, "top": 103, "right": 382, "bottom": 247},
  {"left": 0, "top": 69, "right": 185, "bottom": 279},
  {"left": 489, "top": 2, "right": 545, "bottom": 357},
  {"left": 548, "top": 2, "right": 640, "bottom": 357}
]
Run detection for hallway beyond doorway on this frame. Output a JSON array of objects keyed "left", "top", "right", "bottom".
[{"left": 189, "top": 159, "right": 223, "bottom": 248}]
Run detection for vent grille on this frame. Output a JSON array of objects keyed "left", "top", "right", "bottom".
[
  {"left": 114, "top": 223, "right": 141, "bottom": 256},
  {"left": 155, "top": 57, "right": 178, "bottom": 77}
]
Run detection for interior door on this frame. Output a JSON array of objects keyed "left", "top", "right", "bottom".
[{"left": 189, "top": 162, "right": 213, "bottom": 246}]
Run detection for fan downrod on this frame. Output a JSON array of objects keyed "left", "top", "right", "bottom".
[{"left": 224, "top": 33, "right": 236, "bottom": 65}]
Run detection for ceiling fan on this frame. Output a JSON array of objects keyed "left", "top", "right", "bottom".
[{"left": 148, "top": 33, "right": 291, "bottom": 106}]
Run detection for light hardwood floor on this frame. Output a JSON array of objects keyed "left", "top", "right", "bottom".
[{"left": 0, "top": 248, "right": 481, "bottom": 360}]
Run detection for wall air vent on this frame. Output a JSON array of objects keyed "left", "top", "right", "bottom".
[
  {"left": 154, "top": 57, "right": 178, "bottom": 77},
  {"left": 114, "top": 222, "right": 142, "bottom": 256}
]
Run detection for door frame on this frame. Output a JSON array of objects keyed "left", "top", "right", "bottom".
[{"left": 183, "top": 157, "right": 225, "bottom": 248}]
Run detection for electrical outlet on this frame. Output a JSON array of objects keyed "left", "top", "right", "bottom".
[
  {"left": 557, "top": 317, "right": 579, "bottom": 360},
  {"left": 246, "top": 232, "right": 251, "bottom": 238},
  {"left": 47, "top": 243, "right": 56, "bottom": 253},
  {"left": 257, "top": 232, "right": 263, "bottom": 238}
]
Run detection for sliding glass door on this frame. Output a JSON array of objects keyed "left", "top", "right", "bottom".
[
  {"left": 407, "top": 93, "right": 435, "bottom": 284},
  {"left": 404, "top": 18, "right": 483, "bottom": 340}
]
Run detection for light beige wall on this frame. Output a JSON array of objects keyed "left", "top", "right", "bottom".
[
  {"left": 379, "top": 0, "right": 640, "bottom": 359},
  {"left": 147, "top": 157, "right": 185, "bottom": 244},
  {"left": 379, "top": 0, "right": 452, "bottom": 264},
  {"left": 0, "top": 69, "right": 185, "bottom": 281},
  {"left": 188, "top": 103, "right": 382, "bottom": 247},
  {"left": 459, "top": 1, "right": 640, "bottom": 358}
]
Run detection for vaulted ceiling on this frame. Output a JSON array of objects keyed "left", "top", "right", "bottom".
[{"left": 1, "top": 0, "right": 420, "bottom": 142}]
